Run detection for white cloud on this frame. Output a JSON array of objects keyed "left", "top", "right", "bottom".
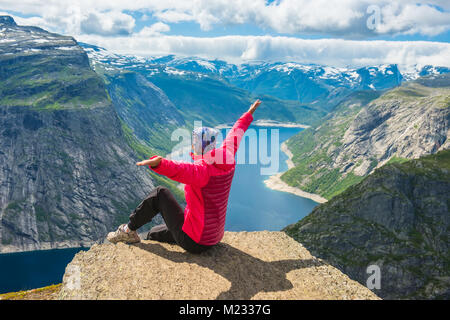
[
  {"left": 0, "top": 0, "right": 449, "bottom": 38},
  {"left": 77, "top": 33, "right": 450, "bottom": 69},
  {"left": 0, "top": 7, "right": 136, "bottom": 36},
  {"left": 1, "top": 1, "right": 449, "bottom": 69},
  {"left": 374, "top": 2, "right": 450, "bottom": 36},
  {"left": 138, "top": 22, "right": 170, "bottom": 37},
  {"left": 80, "top": 11, "right": 135, "bottom": 36},
  {"left": 3, "top": 12, "right": 54, "bottom": 31}
]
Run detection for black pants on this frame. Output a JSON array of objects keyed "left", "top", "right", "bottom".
[{"left": 128, "top": 186, "right": 213, "bottom": 254}]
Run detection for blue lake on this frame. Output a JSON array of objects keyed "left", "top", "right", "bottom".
[
  {"left": 0, "top": 126, "right": 317, "bottom": 294},
  {"left": 225, "top": 126, "right": 318, "bottom": 231},
  {"left": 0, "top": 247, "right": 88, "bottom": 294}
]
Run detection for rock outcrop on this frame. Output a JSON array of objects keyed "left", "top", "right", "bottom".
[
  {"left": 58, "top": 231, "right": 379, "bottom": 300},
  {"left": 284, "top": 150, "right": 450, "bottom": 299},
  {"left": 0, "top": 16, "right": 157, "bottom": 252}
]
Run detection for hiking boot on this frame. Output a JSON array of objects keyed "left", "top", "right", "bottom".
[{"left": 107, "top": 224, "right": 141, "bottom": 244}]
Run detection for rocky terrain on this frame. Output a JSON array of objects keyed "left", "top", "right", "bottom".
[
  {"left": 284, "top": 150, "right": 450, "bottom": 299},
  {"left": 0, "top": 16, "right": 161, "bottom": 252},
  {"left": 281, "top": 75, "right": 450, "bottom": 199},
  {"left": 58, "top": 231, "right": 379, "bottom": 300}
]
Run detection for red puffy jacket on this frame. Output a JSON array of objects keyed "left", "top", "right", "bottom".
[{"left": 149, "top": 112, "right": 254, "bottom": 245}]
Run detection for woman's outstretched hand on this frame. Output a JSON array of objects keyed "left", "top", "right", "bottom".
[
  {"left": 248, "top": 99, "right": 262, "bottom": 115},
  {"left": 136, "top": 156, "right": 162, "bottom": 168}
]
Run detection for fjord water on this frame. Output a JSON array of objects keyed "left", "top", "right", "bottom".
[
  {"left": 225, "top": 126, "right": 318, "bottom": 231},
  {"left": 0, "top": 247, "right": 88, "bottom": 294},
  {"left": 0, "top": 126, "right": 317, "bottom": 294}
]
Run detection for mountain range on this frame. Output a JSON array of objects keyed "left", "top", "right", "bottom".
[{"left": 81, "top": 42, "right": 449, "bottom": 112}]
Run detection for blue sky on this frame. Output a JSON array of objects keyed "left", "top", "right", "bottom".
[{"left": 1, "top": 1, "right": 450, "bottom": 68}]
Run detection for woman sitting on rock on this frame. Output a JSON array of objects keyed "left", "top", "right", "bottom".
[{"left": 107, "top": 100, "right": 262, "bottom": 253}]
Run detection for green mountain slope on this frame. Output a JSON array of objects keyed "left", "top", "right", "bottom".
[
  {"left": 103, "top": 70, "right": 186, "bottom": 155},
  {"left": 0, "top": 21, "right": 106, "bottom": 110},
  {"left": 0, "top": 16, "right": 164, "bottom": 252},
  {"left": 145, "top": 72, "right": 327, "bottom": 127},
  {"left": 284, "top": 150, "right": 450, "bottom": 299},
  {"left": 281, "top": 75, "right": 450, "bottom": 199},
  {"left": 87, "top": 53, "right": 327, "bottom": 128}
]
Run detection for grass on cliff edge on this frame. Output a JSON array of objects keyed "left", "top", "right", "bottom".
[
  {"left": 0, "top": 284, "right": 61, "bottom": 300},
  {"left": 0, "top": 57, "right": 110, "bottom": 110}
]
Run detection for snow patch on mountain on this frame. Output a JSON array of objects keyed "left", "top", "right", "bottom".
[{"left": 79, "top": 42, "right": 450, "bottom": 94}]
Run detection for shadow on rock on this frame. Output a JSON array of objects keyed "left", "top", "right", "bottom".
[{"left": 134, "top": 241, "right": 324, "bottom": 299}]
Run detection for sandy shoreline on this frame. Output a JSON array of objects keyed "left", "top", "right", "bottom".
[
  {"left": 264, "top": 173, "right": 328, "bottom": 204},
  {"left": 265, "top": 140, "right": 328, "bottom": 204},
  {"left": 281, "top": 141, "right": 295, "bottom": 169}
]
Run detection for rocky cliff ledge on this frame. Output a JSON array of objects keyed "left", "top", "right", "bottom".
[{"left": 58, "top": 231, "right": 379, "bottom": 300}]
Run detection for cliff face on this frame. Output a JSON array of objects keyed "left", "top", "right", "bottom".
[
  {"left": 105, "top": 71, "right": 185, "bottom": 155},
  {"left": 341, "top": 78, "right": 450, "bottom": 174},
  {"left": 281, "top": 75, "right": 450, "bottom": 199},
  {"left": 284, "top": 150, "right": 450, "bottom": 299},
  {"left": 58, "top": 231, "right": 379, "bottom": 300},
  {"left": 0, "top": 17, "right": 156, "bottom": 252}
]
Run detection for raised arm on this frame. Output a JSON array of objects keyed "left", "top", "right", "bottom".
[
  {"left": 247, "top": 99, "right": 262, "bottom": 116},
  {"left": 137, "top": 156, "right": 210, "bottom": 187},
  {"left": 222, "top": 99, "right": 261, "bottom": 156}
]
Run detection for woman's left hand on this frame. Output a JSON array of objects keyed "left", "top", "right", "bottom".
[{"left": 136, "top": 156, "right": 162, "bottom": 168}]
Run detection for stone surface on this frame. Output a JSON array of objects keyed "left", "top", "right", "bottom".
[{"left": 58, "top": 231, "right": 380, "bottom": 300}]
